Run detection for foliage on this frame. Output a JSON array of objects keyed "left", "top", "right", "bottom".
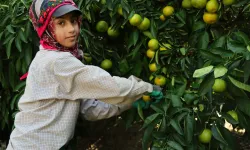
[{"left": 1, "top": 0, "right": 250, "bottom": 149}]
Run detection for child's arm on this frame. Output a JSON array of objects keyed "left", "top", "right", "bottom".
[
  {"left": 53, "top": 54, "right": 153, "bottom": 104},
  {"left": 80, "top": 99, "right": 132, "bottom": 121}
]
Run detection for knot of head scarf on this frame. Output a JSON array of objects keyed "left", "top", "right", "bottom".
[{"left": 29, "top": 0, "right": 82, "bottom": 59}]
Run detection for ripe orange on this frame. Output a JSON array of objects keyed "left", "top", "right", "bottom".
[
  {"left": 198, "top": 129, "right": 212, "bottom": 144},
  {"left": 142, "top": 95, "right": 151, "bottom": 102},
  {"left": 149, "top": 63, "right": 157, "bottom": 72},
  {"left": 203, "top": 12, "right": 218, "bottom": 24},
  {"left": 212, "top": 79, "right": 226, "bottom": 92},
  {"left": 206, "top": 0, "right": 219, "bottom": 13},
  {"left": 154, "top": 75, "right": 167, "bottom": 86},
  {"left": 96, "top": 21, "right": 109, "bottom": 32},
  {"left": 107, "top": 27, "right": 120, "bottom": 38},
  {"left": 137, "top": 17, "right": 150, "bottom": 31},
  {"left": 182, "top": 0, "right": 192, "bottom": 9},
  {"left": 191, "top": 0, "right": 207, "bottom": 9},
  {"left": 159, "top": 14, "right": 166, "bottom": 21},
  {"left": 146, "top": 49, "right": 155, "bottom": 59},
  {"left": 148, "top": 39, "right": 159, "bottom": 50},
  {"left": 227, "top": 110, "right": 238, "bottom": 121},
  {"left": 162, "top": 6, "right": 174, "bottom": 17},
  {"left": 129, "top": 14, "right": 143, "bottom": 26},
  {"left": 100, "top": 59, "right": 112, "bottom": 70}
]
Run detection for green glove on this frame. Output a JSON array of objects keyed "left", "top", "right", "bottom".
[{"left": 132, "top": 90, "right": 164, "bottom": 109}]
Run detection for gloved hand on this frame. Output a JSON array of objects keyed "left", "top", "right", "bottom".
[
  {"left": 132, "top": 90, "right": 164, "bottom": 109},
  {"left": 153, "top": 85, "right": 162, "bottom": 92}
]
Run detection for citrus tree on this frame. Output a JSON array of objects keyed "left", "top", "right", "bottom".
[{"left": 1, "top": 0, "right": 250, "bottom": 149}]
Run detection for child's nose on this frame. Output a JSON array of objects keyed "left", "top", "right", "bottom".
[{"left": 67, "top": 22, "right": 75, "bottom": 33}]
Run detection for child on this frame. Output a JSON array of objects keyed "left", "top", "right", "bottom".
[{"left": 7, "top": 0, "right": 159, "bottom": 149}]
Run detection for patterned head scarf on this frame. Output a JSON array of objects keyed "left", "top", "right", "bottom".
[{"left": 29, "top": 0, "right": 82, "bottom": 59}]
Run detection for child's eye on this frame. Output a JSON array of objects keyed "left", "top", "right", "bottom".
[
  {"left": 58, "top": 21, "right": 65, "bottom": 26},
  {"left": 71, "top": 18, "right": 78, "bottom": 24}
]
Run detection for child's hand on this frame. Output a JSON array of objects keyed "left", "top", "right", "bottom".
[{"left": 132, "top": 90, "right": 164, "bottom": 109}]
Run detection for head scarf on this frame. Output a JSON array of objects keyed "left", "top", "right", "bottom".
[
  {"left": 29, "top": 0, "right": 82, "bottom": 59},
  {"left": 20, "top": 0, "right": 82, "bottom": 80}
]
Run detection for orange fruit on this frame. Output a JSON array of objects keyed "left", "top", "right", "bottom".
[
  {"left": 148, "top": 39, "right": 159, "bottom": 50},
  {"left": 206, "top": 0, "right": 219, "bottom": 13},
  {"left": 227, "top": 110, "right": 238, "bottom": 121},
  {"left": 191, "top": 0, "right": 207, "bottom": 9},
  {"left": 137, "top": 17, "right": 150, "bottom": 31},
  {"left": 162, "top": 6, "right": 174, "bottom": 17},
  {"left": 117, "top": 5, "right": 123, "bottom": 16},
  {"left": 142, "top": 95, "right": 151, "bottom": 102},
  {"left": 199, "top": 129, "right": 212, "bottom": 144},
  {"left": 149, "top": 63, "right": 157, "bottom": 72},
  {"left": 212, "top": 79, "right": 226, "bottom": 92},
  {"left": 107, "top": 27, "right": 120, "bottom": 37},
  {"left": 203, "top": 12, "right": 218, "bottom": 24},
  {"left": 96, "top": 21, "right": 109, "bottom": 32},
  {"left": 160, "top": 14, "right": 166, "bottom": 21},
  {"left": 129, "top": 14, "right": 143, "bottom": 26},
  {"left": 100, "top": 59, "right": 112, "bottom": 70},
  {"left": 223, "top": 0, "right": 235, "bottom": 6},
  {"left": 182, "top": 0, "right": 192, "bottom": 9},
  {"left": 154, "top": 75, "right": 167, "bottom": 86},
  {"left": 146, "top": 49, "right": 155, "bottom": 59}
]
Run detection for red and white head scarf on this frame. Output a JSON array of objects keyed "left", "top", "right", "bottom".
[
  {"left": 21, "top": 0, "right": 82, "bottom": 80},
  {"left": 29, "top": 0, "right": 82, "bottom": 59}
]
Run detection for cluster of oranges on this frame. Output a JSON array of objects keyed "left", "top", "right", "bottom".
[{"left": 182, "top": 0, "right": 235, "bottom": 24}]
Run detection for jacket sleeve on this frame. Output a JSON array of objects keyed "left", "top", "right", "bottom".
[{"left": 53, "top": 55, "right": 153, "bottom": 104}]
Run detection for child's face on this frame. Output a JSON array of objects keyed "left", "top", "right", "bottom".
[{"left": 53, "top": 12, "right": 80, "bottom": 48}]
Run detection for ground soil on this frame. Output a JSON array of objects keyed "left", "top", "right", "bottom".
[{"left": 74, "top": 117, "right": 144, "bottom": 150}]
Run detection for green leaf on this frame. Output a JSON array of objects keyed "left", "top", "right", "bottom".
[
  {"left": 142, "top": 31, "right": 154, "bottom": 39},
  {"left": 200, "top": 49, "right": 223, "bottom": 63},
  {"left": 137, "top": 102, "right": 144, "bottom": 120},
  {"left": 172, "top": 134, "right": 187, "bottom": 146},
  {"left": 211, "top": 124, "right": 228, "bottom": 146},
  {"left": 150, "top": 104, "right": 164, "bottom": 114},
  {"left": 142, "top": 113, "right": 160, "bottom": 129},
  {"left": 228, "top": 76, "right": 250, "bottom": 92},
  {"left": 6, "top": 37, "right": 15, "bottom": 58},
  {"left": 119, "top": 59, "right": 130, "bottom": 74},
  {"left": 198, "top": 74, "right": 215, "bottom": 96},
  {"left": 14, "top": 81, "right": 26, "bottom": 92},
  {"left": 184, "top": 114, "right": 194, "bottom": 144},
  {"left": 24, "top": 44, "right": 32, "bottom": 65},
  {"left": 167, "top": 140, "right": 184, "bottom": 150},
  {"left": 170, "top": 119, "right": 184, "bottom": 135},
  {"left": 142, "top": 121, "right": 155, "bottom": 150},
  {"left": 210, "top": 48, "right": 234, "bottom": 58},
  {"left": 214, "top": 66, "right": 228, "bottom": 78},
  {"left": 193, "top": 65, "right": 214, "bottom": 78},
  {"left": 18, "top": 29, "right": 28, "bottom": 43},
  {"left": 175, "top": 10, "right": 186, "bottom": 24},
  {"left": 243, "top": 60, "right": 250, "bottom": 83},
  {"left": 150, "top": 19, "right": 157, "bottom": 38},
  {"left": 8, "top": 62, "right": 16, "bottom": 89},
  {"left": 227, "top": 38, "right": 246, "bottom": 53},
  {"left": 15, "top": 36, "right": 22, "bottom": 52},
  {"left": 128, "top": 30, "right": 139, "bottom": 48},
  {"left": 237, "top": 97, "right": 250, "bottom": 117},
  {"left": 197, "top": 31, "right": 209, "bottom": 49},
  {"left": 210, "top": 36, "right": 226, "bottom": 48},
  {"left": 169, "top": 94, "right": 183, "bottom": 107},
  {"left": 192, "top": 21, "right": 205, "bottom": 32},
  {"left": 234, "top": 31, "right": 250, "bottom": 46},
  {"left": 221, "top": 113, "right": 238, "bottom": 125},
  {"left": 6, "top": 25, "right": 15, "bottom": 34}
]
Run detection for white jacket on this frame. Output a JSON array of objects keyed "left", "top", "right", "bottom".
[{"left": 7, "top": 46, "right": 153, "bottom": 150}]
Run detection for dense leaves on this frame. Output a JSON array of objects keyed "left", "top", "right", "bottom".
[{"left": 1, "top": 0, "right": 250, "bottom": 149}]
